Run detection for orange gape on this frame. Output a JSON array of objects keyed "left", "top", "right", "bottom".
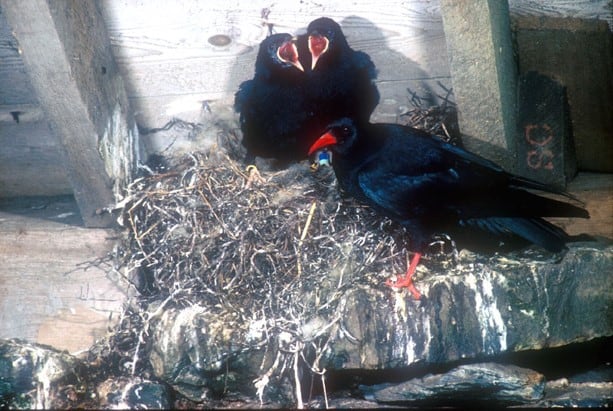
[{"left": 308, "top": 34, "right": 329, "bottom": 70}]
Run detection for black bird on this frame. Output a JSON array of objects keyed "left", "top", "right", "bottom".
[
  {"left": 235, "top": 18, "right": 379, "bottom": 166},
  {"left": 308, "top": 118, "right": 590, "bottom": 299},
  {"left": 300, "top": 17, "right": 379, "bottom": 133},
  {"left": 234, "top": 33, "right": 308, "bottom": 164}
]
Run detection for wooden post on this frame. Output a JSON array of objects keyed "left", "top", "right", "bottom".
[
  {"left": 440, "top": 0, "right": 518, "bottom": 172},
  {"left": 516, "top": 71, "right": 576, "bottom": 188},
  {"left": 1, "top": 0, "right": 141, "bottom": 227},
  {"left": 514, "top": 16, "right": 613, "bottom": 173}
]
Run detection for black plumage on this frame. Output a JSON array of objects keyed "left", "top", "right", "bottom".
[
  {"left": 234, "top": 18, "right": 379, "bottom": 165},
  {"left": 308, "top": 118, "right": 590, "bottom": 298},
  {"left": 234, "top": 33, "right": 308, "bottom": 164},
  {"left": 299, "top": 17, "right": 379, "bottom": 129}
]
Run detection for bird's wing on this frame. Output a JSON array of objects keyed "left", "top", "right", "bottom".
[
  {"left": 356, "top": 147, "right": 464, "bottom": 220},
  {"left": 354, "top": 128, "right": 521, "bottom": 220},
  {"left": 438, "top": 138, "right": 577, "bottom": 198},
  {"left": 357, "top": 135, "right": 586, "bottom": 221},
  {"left": 234, "top": 80, "right": 254, "bottom": 114}
]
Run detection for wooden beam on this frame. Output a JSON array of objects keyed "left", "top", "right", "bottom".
[
  {"left": 0, "top": 119, "right": 73, "bottom": 197},
  {"left": 550, "top": 172, "right": 613, "bottom": 239},
  {"left": 1, "top": 0, "right": 141, "bottom": 227},
  {"left": 0, "top": 198, "right": 125, "bottom": 354},
  {"left": 99, "top": 1, "right": 453, "bottom": 130},
  {"left": 440, "top": 0, "right": 518, "bottom": 172},
  {"left": 514, "top": 16, "right": 613, "bottom": 173}
]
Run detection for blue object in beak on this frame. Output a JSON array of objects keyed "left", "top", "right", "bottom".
[{"left": 316, "top": 149, "right": 332, "bottom": 166}]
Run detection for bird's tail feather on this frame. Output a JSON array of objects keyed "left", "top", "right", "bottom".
[
  {"left": 509, "top": 175, "right": 585, "bottom": 205},
  {"left": 464, "top": 217, "right": 571, "bottom": 252},
  {"left": 500, "top": 189, "right": 590, "bottom": 219}
]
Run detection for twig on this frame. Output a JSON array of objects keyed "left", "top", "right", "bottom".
[
  {"left": 293, "top": 348, "right": 304, "bottom": 409},
  {"left": 296, "top": 200, "right": 318, "bottom": 278}
]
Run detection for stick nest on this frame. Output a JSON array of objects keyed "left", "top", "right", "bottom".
[{"left": 96, "top": 87, "right": 458, "bottom": 405}]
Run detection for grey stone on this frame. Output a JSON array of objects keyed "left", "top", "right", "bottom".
[
  {"left": 532, "top": 378, "right": 613, "bottom": 408},
  {"left": 97, "top": 377, "right": 171, "bottom": 409},
  {"left": 148, "top": 305, "right": 265, "bottom": 402},
  {"left": 0, "top": 339, "right": 88, "bottom": 409},
  {"left": 324, "top": 242, "right": 613, "bottom": 370},
  {"left": 143, "top": 242, "right": 612, "bottom": 405},
  {"left": 363, "top": 362, "right": 545, "bottom": 405}
]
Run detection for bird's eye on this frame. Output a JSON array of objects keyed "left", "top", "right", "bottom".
[{"left": 333, "top": 125, "right": 352, "bottom": 144}]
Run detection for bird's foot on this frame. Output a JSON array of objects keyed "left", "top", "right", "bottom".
[
  {"left": 245, "top": 164, "right": 265, "bottom": 188},
  {"left": 385, "top": 251, "right": 422, "bottom": 300},
  {"left": 385, "top": 275, "right": 421, "bottom": 300}
]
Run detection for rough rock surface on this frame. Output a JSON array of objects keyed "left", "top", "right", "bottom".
[
  {"left": 145, "top": 242, "right": 612, "bottom": 399},
  {"left": 362, "top": 362, "right": 545, "bottom": 405},
  {"left": 96, "top": 376, "right": 171, "bottom": 409},
  {"left": 0, "top": 339, "right": 173, "bottom": 409},
  {"left": 0, "top": 339, "right": 89, "bottom": 409},
  {"left": 535, "top": 378, "right": 613, "bottom": 408},
  {"left": 148, "top": 306, "right": 263, "bottom": 402},
  {"left": 330, "top": 241, "right": 613, "bottom": 369},
  {"left": 0, "top": 335, "right": 611, "bottom": 408},
  {"left": 1, "top": 243, "right": 610, "bottom": 408}
]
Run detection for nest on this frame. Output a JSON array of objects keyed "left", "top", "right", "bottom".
[
  {"left": 400, "top": 82, "right": 459, "bottom": 146},
  {"left": 107, "top": 145, "right": 407, "bottom": 379},
  {"left": 94, "top": 87, "right": 458, "bottom": 406}
]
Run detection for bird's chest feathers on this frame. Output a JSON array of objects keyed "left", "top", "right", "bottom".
[{"left": 333, "top": 152, "right": 377, "bottom": 196}]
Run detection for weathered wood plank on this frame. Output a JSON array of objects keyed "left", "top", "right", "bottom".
[
  {"left": 98, "top": 0, "right": 611, "bottom": 148},
  {"left": 508, "top": 0, "right": 613, "bottom": 29},
  {"left": 440, "top": 0, "right": 518, "bottom": 171},
  {"left": 549, "top": 173, "right": 613, "bottom": 239},
  {"left": 1, "top": 0, "right": 141, "bottom": 227},
  {"left": 99, "top": 0, "right": 452, "bottom": 128},
  {"left": 0, "top": 104, "right": 44, "bottom": 123},
  {"left": 515, "top": 71, "right": 576, "bottom": 187},
  {"left": 0, "top": 10, "right": 38, "bottom": 106},
  {"left": 0, "top": 197, "right": 126, "bottom": 354},
  {"left": 0, "top": 56, "right": 37, "bottom": 106},
  {"left": 1, "top": 0, "right": 610, "bottom": 198},
  {"left": 0, "top": 120, "right": 72, "bottom": 197},
  {"left": 513, "top": 16, "right": 613, "bottom": 173}
]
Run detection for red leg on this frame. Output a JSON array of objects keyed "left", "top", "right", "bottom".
[{"left": 386, "top": 252, "right": 422, "bottom": 299}]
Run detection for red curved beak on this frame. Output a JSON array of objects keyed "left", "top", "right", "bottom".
[{"left": 308, "top": 132, "right": 337, "bottom": 156}]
